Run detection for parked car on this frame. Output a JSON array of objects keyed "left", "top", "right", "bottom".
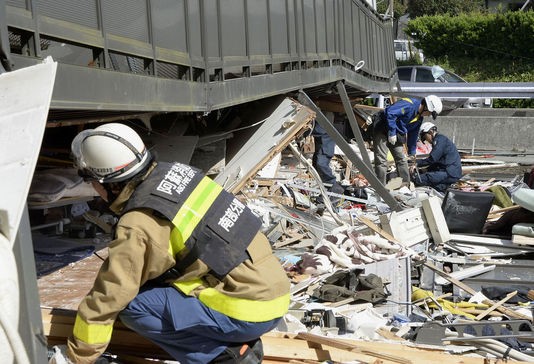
[
  {"left": 394, "top": 40, "right": 424, "bottom": 63},
  {"left": 397, "top": 65, "right": 493, "bottom": 108}
]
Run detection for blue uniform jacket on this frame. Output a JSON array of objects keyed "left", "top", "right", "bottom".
[
  {"left": 384, "top": 98, "right": 423, "bottom": 155},
  {"left": 417, "top": 133, "right": 462, "bottom": 179}
]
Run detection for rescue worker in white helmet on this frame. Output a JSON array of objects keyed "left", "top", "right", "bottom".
[
  {"left": 410, "top": 121, "right": 462, "bottom": 192},
  {"left": 372, "top": 95, "right": 442, "bottom": 185},
  {"left": 52, "top": 123, "right": 290, "bottom": 363}
]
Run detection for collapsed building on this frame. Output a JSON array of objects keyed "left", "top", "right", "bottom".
[{"left": 1, "top": 0, "right": 534, "bottom": 363}]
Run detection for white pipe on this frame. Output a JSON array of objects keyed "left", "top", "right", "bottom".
[{"left": 445, "top": 331, "right": 534, "bottom": 362}]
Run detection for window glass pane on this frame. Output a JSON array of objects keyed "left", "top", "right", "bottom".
[
  {"left": 415, "top": 68, "right": 436, "bottom": 82},
  {"left": 397, "top": 68, "right": 411, "bottom": 81},
  {"left": 442, "top": 71, "right": 464, "bottom": 83}
]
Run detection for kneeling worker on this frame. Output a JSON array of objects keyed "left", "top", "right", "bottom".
[
  {"left": 411, "top": 122, "right": 462, "bottom": 192},
  {"left": 52, "top": 123, "right": 290, "bottom": 363}
]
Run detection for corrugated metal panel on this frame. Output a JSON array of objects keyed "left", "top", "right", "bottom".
[
  {"left": 294, "top": 0, "right": 305, "bottom": 54},
  {"left": 325, "top": 1, "right": 335, "bottom": 55},
  {"left": 269, "top": 0, "right": 289, "bottom": 55},
  {"left": 314, "top": 0, "right": 326, "bottom": 54},
  {"left": 341, "top": 0, "right": 352, "bottom": 60},
  {"left": 247, "top": 0, "right": 269, "bottom": 56},
  {"left": 352, "top": 6, "right": 362, "bottom": 62},
  {"left": 302, "top": 0, "right": 316, "bottom": 55},
  {"left": 187, "top": 0, "right": 202, "bottom": 59},
  {"left": 6, "top": 0, "right": 26, "bottom": 9},
  {"left": 286, "top": 0, "right": 297, "bottom": 57},
  {"left": 101, "top": 0, "right": 148, "bottom": 43},
  {"left": 36, "top": 0, "right": 99, "bottom": 29},
  {"left": 220, "top": 0, "right": 246, "bottom": 57},
  {"left": 151, "top": 0, "right": 187, "bottom": 53},
  {"left": 203, "top": 0, "right": 220, "bottom": 59}
]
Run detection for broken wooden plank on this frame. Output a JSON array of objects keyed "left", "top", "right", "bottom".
[
  {"left": 423, "top": 261, "right": 531, "bottom": 320},
  {"left": 43, "top": 308, "right": 530, "bottom": 364},
  {"left": 357, "top": 215, "right": 407, "bottom": 248},
  {"left": 273, "top": 233, "right": 305, "bottom": 249},
  {"left": 296, "top": 332, "right": 412, "bottom": 364},
  {"left": 487, "top": 205, "right": 521, "bottom": 219},
  {"left": 475, "top": 290, "right": 517, "bottom": 321}
]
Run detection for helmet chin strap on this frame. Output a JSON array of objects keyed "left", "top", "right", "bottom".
[{"left": 102, "top": 182, "right": 121, "bottom": 204}]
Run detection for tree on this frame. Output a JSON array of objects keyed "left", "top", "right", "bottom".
[
  {"left": 376, "top": 0, "right": 407, "bottom": 20},
  {"left": 407, "top": 0, "right": 484, "bottom": 18}
]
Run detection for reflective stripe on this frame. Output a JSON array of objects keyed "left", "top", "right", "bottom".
[
  {"left": 168, "top": 227, "right": 184, "bottom": 256},
  {"left": 168, "top": 177, "right": 222, "bottom": 256},
  {"left": 73, "top": 314, "right": 113, "bottom": 345},
  {"left": 174, "top": 278, "right": 203, "bottom": 295},
  {"left": 400, "top": 97, "right": 420, "bottom": 123},
  {"left": 409, "top": 115, "right": 419, "bottom": 124},
  {"left": 172, "top": 177, "right": 222, "bottom": 243},
  {"left": 173, "top": 281, "right": 290, "bottom": 322}
]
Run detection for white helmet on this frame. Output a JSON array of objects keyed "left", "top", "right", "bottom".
[
  {"left": 424, "top": 95, "right": 443, "bottom": 119},
  {"left": 420, "top": 121, "right": 437, "bottom": 134},
  {"left": 71, "top": 123, "right": 151, "bottom": 183}
]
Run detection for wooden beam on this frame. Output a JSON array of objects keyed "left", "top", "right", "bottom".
[
  {"left": 296, "top": 332, "right": 412, "bottom": 364},
  {"left": 423, "top": 262, "right": 531, "bottom": 320},
  {"left": 475, "top": 290, "right": 517, "bottom": 321},
  {"left": 358, "top": 215, "right": 407, "bottom": 248}
]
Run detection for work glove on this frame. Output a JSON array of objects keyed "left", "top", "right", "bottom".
[
  {"left": 387, "top": 134, "right": 397, "bottom": 145},
  {"left": 408, "top": 155, "right": 417, "bottom": 173},
  {"left": 48, "top": 345, "right": 73, "bottom": 364}
]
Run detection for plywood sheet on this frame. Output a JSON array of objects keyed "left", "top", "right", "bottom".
[{"left": 38, "top": 248, "right": 106, "bottom": 310}]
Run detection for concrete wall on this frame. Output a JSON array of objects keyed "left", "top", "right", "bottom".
[{"left": 432, "top": 108, "right": 534, "bottom": 153}]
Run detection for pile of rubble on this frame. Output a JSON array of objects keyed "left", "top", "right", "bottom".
[{"left": 225, "top": 100, "right": 534, "bottom": 362}]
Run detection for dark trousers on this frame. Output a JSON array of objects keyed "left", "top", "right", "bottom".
[
  {"left": 312, "top": 121, "right": 336, "bottom": 185},
  {"left": 119, "top": 286, "right": 281, "bottom": 364}
]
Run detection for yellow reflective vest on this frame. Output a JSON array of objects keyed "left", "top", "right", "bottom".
[{"left": 68, "top": 162, "right": 290, "bottom": 363}]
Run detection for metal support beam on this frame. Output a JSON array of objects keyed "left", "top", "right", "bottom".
[
  {"left": 298, "top": 90, "right": 402, "bottom": 211},
  {"left": 336, "top": 81, "right": 372, "bottom": 169}
]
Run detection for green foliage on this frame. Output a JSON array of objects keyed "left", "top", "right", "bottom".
[
  {"left": 407, "top": 0, "right": 484, "bottom": 18},
  {"left": 376, "top": 0, "right": 407, "bottom": 19},
  {"left": 406, "top": 11, "right": 534, "bottom": 60},
  {"left": 404, "top": 11, "right": 534, "bottom": 108}
]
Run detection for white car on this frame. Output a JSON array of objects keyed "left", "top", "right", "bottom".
[{"left": 397, "top": 65, "right": 493, "bottom": 108}]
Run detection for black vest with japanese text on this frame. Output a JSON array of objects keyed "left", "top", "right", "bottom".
[{"left": 123, "top": 162, "right": 261, "bottom": 278}]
